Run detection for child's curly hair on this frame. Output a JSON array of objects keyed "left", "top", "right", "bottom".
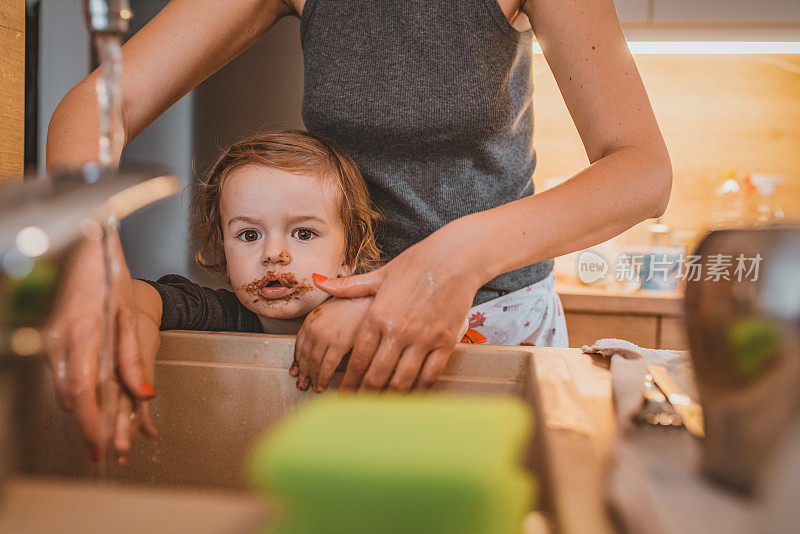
[{"left": 193, "top": 130, "right": 383, "bottom": 275}]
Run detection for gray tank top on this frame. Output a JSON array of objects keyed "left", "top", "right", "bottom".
[{"left": 300, "top": 0, "right": 553, "bottom": 305}]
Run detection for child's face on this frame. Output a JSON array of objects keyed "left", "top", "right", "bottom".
[{"left": 220, "top": 164, "right": 351, "bottom": 319}]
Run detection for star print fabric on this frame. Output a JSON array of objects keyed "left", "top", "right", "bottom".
[{"left": 466, "top": 272, "right": 569, "bottom": 347}]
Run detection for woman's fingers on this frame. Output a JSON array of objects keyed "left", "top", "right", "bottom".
[
  {"left": 115, "top": 305, "right": 155, "bottom": 400},
  {"left": 45, "top": 324, "right": 73, "bottom": 410},
  {"left": 139, "top": 402, "right": 159, "bottom": 438},
  {"left": 66, "top": 321, "right": 102, "bottom": 458},
  {"left": 341, "top": 325, "right": 382, "bottom": 391},
  {"left": 314, "top": 346, "right": 348, "bottom": 392},
  {"left": 414, "top": 348, "right": 452, "bottom": 391},
  {"left": 359, "top": 336, "right": 403, "bottom": 392},
  {"left": 114, "top": 397, "right": 159, "bottom": 466},
  {"left": 386, "top": 345, "right": 428, "bottom": 392},
  {"left": 313, "top": 269, "right": 383, "bottom": 299},
  {"left": 113, "top": 393, "right": 134, "bottom": 466}
]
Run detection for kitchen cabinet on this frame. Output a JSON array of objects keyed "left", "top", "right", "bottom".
[
  {"left": 652, "top": 0, "right": 800, "bottom": 25},
  {"left": 614, "top": 0, "right": 649, "bottom": 24},
  {"left": 611, "top": 0, "right": 800, "bottom": 41},
  {"left": 0, "top": 0, "right": 24, "bottom": 180},
  {"left": 557, "top": 280, "right": 688, "bottom": 350}
]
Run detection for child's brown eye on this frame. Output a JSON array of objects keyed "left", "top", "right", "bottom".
[
  {"left": 239, "top": 230, "right": 260, "bottom": 242},
  {"left": 292, "top": 228, "right": 316, "bottom": 241}
]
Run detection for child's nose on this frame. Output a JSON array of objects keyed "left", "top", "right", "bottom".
[{"left": 261, "top": 241, "right": 291, "bottom": 265}]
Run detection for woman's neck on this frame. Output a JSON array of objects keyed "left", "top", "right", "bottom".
[{"left": 257, "top": 314, "right": 306, "bottom": 335}]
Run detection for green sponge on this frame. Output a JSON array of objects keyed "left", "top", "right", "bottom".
[{"left": 249, "top": 394, "right": 535, "bottom": 534}]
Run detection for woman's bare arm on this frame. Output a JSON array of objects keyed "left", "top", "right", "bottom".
[
  {"left": 463, "top": 0, "right": 672, "bottom": 281},
  {"left": 44, "top": 0, "right": 294, "bottom": 461},
  {"left": 46, "top": 0, "right": 293, "bottom": 170},
  {"left": 306, "top": 0, "right": 672, "bottom": 392}
]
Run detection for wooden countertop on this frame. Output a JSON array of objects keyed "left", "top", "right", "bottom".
[
  {"left": 528, "top": 347, "right": 617, "bottom": 534},
  {"left": 556, "top": 277, "right": 685, "bottom": 316}
]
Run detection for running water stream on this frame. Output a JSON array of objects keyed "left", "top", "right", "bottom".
[
  {"left": 93, "top": 33, "right": 125, "bottom": 167},
  {"left": 92, "top": 32, "right": 126, "bottom": 474}
]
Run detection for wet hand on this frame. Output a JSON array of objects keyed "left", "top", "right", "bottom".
[
  {"left": 311, "top": 223, "right": 485, "bottom": 392},
  {"left": 293, "top": 296, "right": 374, "bottom": 392},
  {"left": 44, "top": 229, "right": 156, "bottom": 461},
  {"left": 111, "top": 307, "right": 160, "bottom": 466}
]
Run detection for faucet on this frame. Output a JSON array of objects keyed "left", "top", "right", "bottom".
[
  {"left": 83, "top": 0, "right": 132, "bottom": 35},
  {"left": 0, "top": 165, "right": 181, "bottom": 486},
  {"left": 0, "top": 166, "right": 180, "bottom": 356}
]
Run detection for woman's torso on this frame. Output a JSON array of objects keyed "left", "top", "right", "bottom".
[{"left": 297, "top": 0, "right": 553, "bottom": 305}]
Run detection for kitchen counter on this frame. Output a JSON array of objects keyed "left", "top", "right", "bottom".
[
  {"left": 555, "top": 277, "right": 688, "bottom": 349},
  {"left": 0, "top": 476, "right": 270, "bottom": 534},
  {"left": 555, "top": 278, "right": 684, "bottom": 316},
  {"left": 527, "top": 347, "right": 617, "bottom": 534}
]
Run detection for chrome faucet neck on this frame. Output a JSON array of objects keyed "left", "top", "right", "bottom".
[{"left": 83, "top": 0, "right": 132, "bottom": 35}]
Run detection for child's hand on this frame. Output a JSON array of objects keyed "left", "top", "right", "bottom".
[{"left": 293, "top": 296, "right": 374, "bottom": 392}]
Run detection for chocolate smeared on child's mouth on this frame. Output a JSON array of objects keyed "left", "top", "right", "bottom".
[{"left": 240, "top": 270, "right": 314, "bottom": 303}]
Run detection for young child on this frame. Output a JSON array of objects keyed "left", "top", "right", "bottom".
[{"left": 132, "top": 130, "right": 476, "bottom": 389}]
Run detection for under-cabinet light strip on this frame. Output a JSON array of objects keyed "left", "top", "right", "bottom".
[{"left": 532, "top": 42, "right": 800, "bottom": 55}]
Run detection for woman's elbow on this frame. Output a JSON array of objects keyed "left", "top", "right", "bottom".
[{"left": 649, "top": 155, "right": 673, "bottom": 219}]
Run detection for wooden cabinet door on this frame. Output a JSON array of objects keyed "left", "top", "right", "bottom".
[
  {"left": 565, "top": 312, "right": 659, "bottom": 348},
  {"left": 614, "top": 0, "right": 649, "bottom": 23},
  {"left": 653, "top": 0, "right": 800, "bottom": 24},
  {"left": 0, "top": 0, "right": 24, "bottom": 180}
]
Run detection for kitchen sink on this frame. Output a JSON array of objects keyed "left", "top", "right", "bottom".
[
  {"left": 19, "top": 332, "right": 535, "bottom": 489},
  {"left": 10, "top": 331, "right": 550, "bottom": 532}
]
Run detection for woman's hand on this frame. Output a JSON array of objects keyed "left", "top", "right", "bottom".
[
  {"left": 311, "top": 220, "right": 486, "bottom": 392},
  {"left": 292, "top": 296, "right": 374, "bottom": 392},
  {"left": 110, "top": 302, "right": 161, "bottom": 466},
  {"left": 44, "top": 229, "right": 156, "bottom": 461}
]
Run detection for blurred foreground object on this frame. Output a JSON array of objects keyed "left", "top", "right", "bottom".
[
  {"left": 684, "top": 225, "right": 800, "bottom": 494},
  {"left": 250, "top": 394, "right": 535, "bottom": 534}
]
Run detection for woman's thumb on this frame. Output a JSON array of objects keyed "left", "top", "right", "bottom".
[{"left": 312, "top": 271, "right": 381, "bottom": 298}]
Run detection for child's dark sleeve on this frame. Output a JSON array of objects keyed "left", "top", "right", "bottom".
[{"left": 138, "top": 274, "right": 263, "bottom": 333}]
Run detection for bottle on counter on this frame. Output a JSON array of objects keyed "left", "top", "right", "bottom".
[{"left": 710, "top": 167, "right": 745, "bottom": 229}]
